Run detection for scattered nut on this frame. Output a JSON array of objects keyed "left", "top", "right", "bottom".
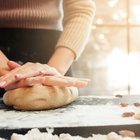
[
  {"left": 122, "top": 112, "right": 135, "bottom": 117},
  {"left": 120, "top": 102, "right": 128, "bottom": 107},
  {"left": 134, "top": 113, "right": 140, "bottom": 120},
  {"left": 119, "top": 130, "right": 135, "bottom": 137},
  {"left": 115, "top": 95, "right": 123, "bottom": 98},
  {"left": 107, "top": 132, "right": 121, "bottom": 140},
  {"left": 133, "top": 102, "right": 140, "bottom": 107}
]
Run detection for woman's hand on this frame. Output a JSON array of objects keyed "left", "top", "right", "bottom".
[
  {"left": 5, "top": 75, "right": 90, "bottom": 90},
  {"left": 0, "top": 61, "right": 90, "bottom": 90},
  {"left": 0, "top": 61, "right": 61, "bottom": 88}
]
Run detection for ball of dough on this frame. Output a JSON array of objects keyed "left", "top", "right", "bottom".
[{"left": 3, "top": 85, "right": 78, "bottom": 111}]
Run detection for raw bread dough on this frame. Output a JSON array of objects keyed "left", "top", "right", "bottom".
[{"left": 3, "top": 85, "right": 78, "bottom": 111}]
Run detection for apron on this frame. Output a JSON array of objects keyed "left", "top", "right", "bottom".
[{"left": 0, "top": 28, "right": 72, "bottom": 95}]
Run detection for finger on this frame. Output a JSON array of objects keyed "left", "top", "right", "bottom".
[
  {"left": 5, "top": 78, "right": 35, "bottom": 90},
  {"left": 64, "top": 77, "right": 90, "bottom": 87},
  {"left": 25, "top": 76, "right": 89, "bottom": 88},
  {"left": 7, "top": 61, "right": 21, "bottom": 70},
  {"left": 0, "top": 62, "right": 33, "bottom": 87},
  {"left": 51, "top": 76, "right": 91, "bottom": 87},
  {"left": 4, "top": 80, "right": 35, "bottom": 90},
  {"left": 5, "top": 78, "right": 42, "bottom": 89},
  {"left": 4, "top": 83, "right": 18, "bottom": 90},
  {"left": 60, "top": 76, "right": 91, "bottom": 82},
  {"left": 43, "top": 76, "right": 89, "bottom": 87},
  {"left": 24, "top": 76, "right": 69, "bottom": 86}
]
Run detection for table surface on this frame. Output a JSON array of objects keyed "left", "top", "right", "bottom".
[
  {"left": 0, "top": 95, "right": 140, "bottom": 128},
  {"left": 0, "top": 95, "right": 140, "bottom": 138}
]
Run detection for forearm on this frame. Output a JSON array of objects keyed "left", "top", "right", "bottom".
[
  {"left": 0, "top": 51, "right": 10, "bottom": 76},
  {"left": 56, "top": 0, "right": 96, "bottom": 60},
  {"left": 47, "top": 47, "right": 75, "bottom": 75},
  {"left": 48, "top": 1, "right": 95, "bottom": 75}
]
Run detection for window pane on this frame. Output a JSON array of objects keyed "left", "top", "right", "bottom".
[
  {"left": 94, "top": 0, "right": 127, "bottom": 25},
  {"left": 129, "top": 27, "right": 140, "bottom": 94},
  {"left": 72, "top": 27, "right": 128, "bottom": 96},
  {"left": 129, "top": 0, "right": 140, "bottom": 24}
]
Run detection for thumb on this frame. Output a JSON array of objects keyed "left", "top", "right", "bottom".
[{"left": 7, "top": 60, "right": 21, "bottom": 70}]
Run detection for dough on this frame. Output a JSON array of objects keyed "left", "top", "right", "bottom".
[{"left": 3, "top": 85, "right": 78, "bottom": 111}]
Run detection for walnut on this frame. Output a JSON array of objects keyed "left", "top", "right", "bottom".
[
  {"left": 133, "top": 102, "right": 140, "bottom": 107},
  {"left": 115, "top": 95, "right": 123, "bottom": 98},
  {"left": 119, "top": 130, "right": 135, "bottom": 137},
  {"left": 120, "top": 102, "right": 128, "bottom": 107},
  {"left": 122, "top": 112, "right": 135, "bottom": 117}
]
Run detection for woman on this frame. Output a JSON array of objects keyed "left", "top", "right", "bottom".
[{"left": 0, "top": 0, "right": 96, "bottom": 92}]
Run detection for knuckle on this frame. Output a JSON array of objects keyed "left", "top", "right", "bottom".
[
  {"left": 44, "top": 76, "right": 49, "bottom": 81},
  {"left": 16, "top": 70, "right": 24, "bottom": 75},
  {"left": 26, "top": 62, "right": 33, "bottom": 65},
  {"left": 34, "top": 63, "right": 44, "bottom": 72},
  {"left": 35, "top": 62, "right": 41, "bottom": 66},
  {"left": 51, "top": 67, "right": 56, "bottom": 71},
  {"left": 44, "top": 64, "right": 49, "bottom": 68},
  {"left": 41, "top": 77, "right": 47, "bottom": 84},
  {"left": 50, "top": 67, "right": 59, "bottom": 74}
]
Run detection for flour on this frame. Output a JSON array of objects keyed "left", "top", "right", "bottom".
[
  {"left": 0, "top": 105, "right": 140, "bottom": 129},
  {"left": 0, "top": 96, "right": 140, "bottom": 139},
  {"left": 10, "top": 128, "right": 140, "bottom": 140}
]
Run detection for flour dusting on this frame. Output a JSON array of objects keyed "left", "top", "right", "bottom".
[{"left": 9, "top": 128, "right": 140, "bottom": 140}]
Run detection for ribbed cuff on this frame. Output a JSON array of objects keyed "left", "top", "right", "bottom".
[
  {"left": 56, "top": 16, "right": 93, "bottom": 60},
  {"left": 56, "top": 0, "right": 96, "bottom": 60}
]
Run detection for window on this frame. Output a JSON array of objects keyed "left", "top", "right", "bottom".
[{"left": 72, "top": 0, "right": 140, "bottom": 96}]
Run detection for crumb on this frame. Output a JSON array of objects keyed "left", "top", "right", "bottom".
[
  {"left": 115, "top": 95, "right": 123, "bottom": 98},
  {"left": 122, "top": 112, "right": 135, "bottom": 117},
  {"left": 119, "top": 130, "right": 135, "bottom": 137}
]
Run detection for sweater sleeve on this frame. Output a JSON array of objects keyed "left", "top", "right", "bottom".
[{"left": 55, "top": 0, "right": 96, "bottom": 60}]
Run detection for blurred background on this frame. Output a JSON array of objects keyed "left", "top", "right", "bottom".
[{"left": 72, "top": 0, "right": 140, "bottom": 96}]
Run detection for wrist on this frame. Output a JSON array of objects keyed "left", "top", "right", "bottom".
[
  {"left": 0, "top": 51, "right": 10, "bottom": 76},
  {"left": 48, "top": 47, "right": 75, "bottom": 75}
]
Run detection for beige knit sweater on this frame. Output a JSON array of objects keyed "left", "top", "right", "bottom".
[{"left": 0, "top": 0, "right": 96, "bottom": 60}]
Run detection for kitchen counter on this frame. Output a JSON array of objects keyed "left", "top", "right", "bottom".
[{"left": 0, "top": 95, "right": 140, "bottom": 138}]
